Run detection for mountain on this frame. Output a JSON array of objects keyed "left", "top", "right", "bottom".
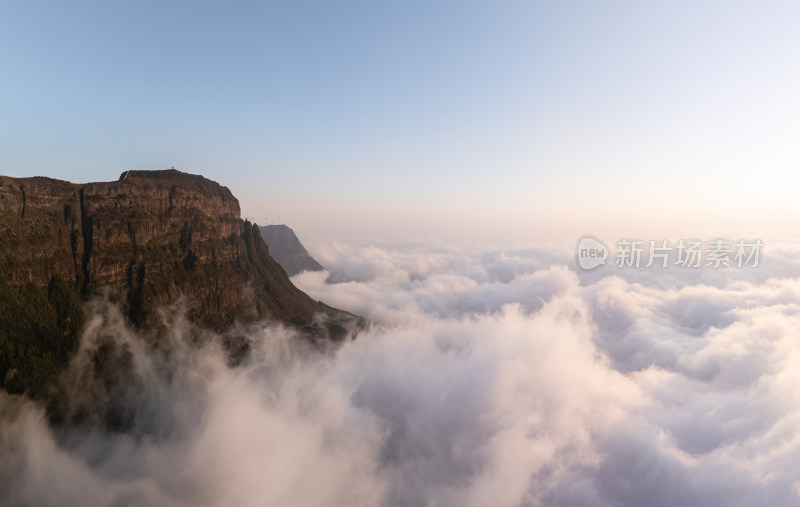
[
  {"left": 0, "top": 169, "right": 362, "bottom": 398},
  {"left": 257, "top": 224, "right": 325, "bottom": 276}
]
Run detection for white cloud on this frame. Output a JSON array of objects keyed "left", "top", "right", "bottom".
[{"left": 3, "top": 240, "right": 800, "bottom": 506}]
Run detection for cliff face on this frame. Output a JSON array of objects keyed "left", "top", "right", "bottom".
[
  {"left": 258, "top": 224, "right": 325, "bottom": 276},
  {"left": 0, "top": 169, "right": 361, "bottom": 396}
]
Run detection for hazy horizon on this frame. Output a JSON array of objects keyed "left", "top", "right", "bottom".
[{"left": 3, "top": 1, "right": 799, "bottom": 243}]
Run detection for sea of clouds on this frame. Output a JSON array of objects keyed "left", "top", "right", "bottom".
[{"left": 2, "top": 239, "right": 800, "bottom": 506}]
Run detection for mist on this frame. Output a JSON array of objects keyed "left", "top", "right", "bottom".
[{"left": 3, "top": 240, "right": 800, "bottom": 506}]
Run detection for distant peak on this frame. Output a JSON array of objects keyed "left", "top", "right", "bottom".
[{"left": 258, "top": 223, "right": 324, "bottom": 276}]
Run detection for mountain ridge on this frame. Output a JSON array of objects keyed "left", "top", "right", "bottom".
[
  {"left": 257, "top": 223, "right": 325, "bottom": 276},
  {"left": 0, "top": 169, "right": 362, "bottom": 397}
]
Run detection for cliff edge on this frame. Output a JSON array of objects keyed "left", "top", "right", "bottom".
[{"left": 0, "top": 169, "right": 361, "bottom": 396}]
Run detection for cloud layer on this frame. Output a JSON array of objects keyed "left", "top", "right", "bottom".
[{"left": 2, "top": 240, "right": 800, "bottom": 506}]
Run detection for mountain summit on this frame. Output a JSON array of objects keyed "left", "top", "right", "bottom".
[{"left": 0, "top": 169, "right": 361, "bottom": 396}]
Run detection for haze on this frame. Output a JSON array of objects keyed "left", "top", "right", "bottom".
[{"left": 2, "top": 1, "right": 798, "bottom": 242}]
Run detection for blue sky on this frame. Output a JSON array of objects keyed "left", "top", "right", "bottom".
[{"left": 2, "top": 1, "right": 799, "bottom": 242}]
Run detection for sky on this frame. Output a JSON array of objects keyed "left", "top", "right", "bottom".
[{"left": 2, "top": 1, "right": 799, "bottom": 242}]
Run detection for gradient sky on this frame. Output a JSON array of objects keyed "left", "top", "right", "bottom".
[{"left": 2, "top": 1, "right": 799, "bottom": 242}]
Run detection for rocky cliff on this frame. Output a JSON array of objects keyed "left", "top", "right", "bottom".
[
  {"left": 258, "top": 224, "right": 325, "bottom": 276},
  {"left": 0, "top": 169, "right": 361, "bottom": 397}
]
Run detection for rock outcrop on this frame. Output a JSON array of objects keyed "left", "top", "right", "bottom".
[
  {"left": 257, "top": 224, "right": 325, "bottom": 276},
  {"left": 0, "top": 169, "right": 361, "bottom": 397}
]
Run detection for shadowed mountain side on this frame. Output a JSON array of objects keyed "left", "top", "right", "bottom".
[
  {"left": 257, "top": 224, "right": 324, "bottom": 276},
  {"left": 0, "top": 169, "right": 364, "bottom": 397}
]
